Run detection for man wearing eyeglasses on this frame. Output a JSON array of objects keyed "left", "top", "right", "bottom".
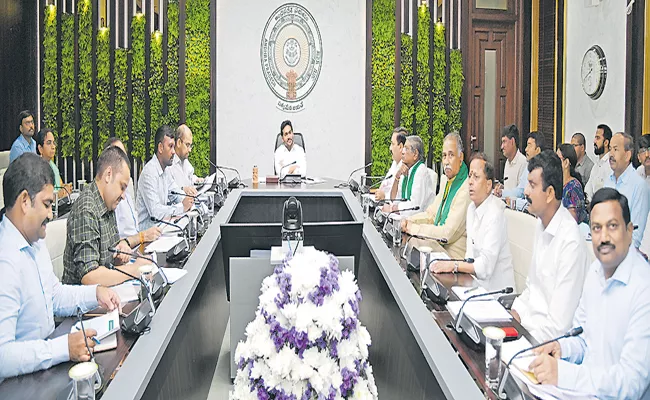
[
  {"left": 169, "top": 124, "right": 203, "bottom": 195},
  {"left": 571, "top": 132, "right": 594, "bottom": 185}
]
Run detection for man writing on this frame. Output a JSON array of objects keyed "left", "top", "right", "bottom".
[
  {"left": 529, "top": 188, "right": 650, "bottom": 399},
  {"left": 511, "top": 150, "right": 588, "bottom": 341},
  {"left": 401, "top": 133, "right": 470, "bottom": 259},
  {"left": 430, "top": 153, "right": 515, "bottom": 291},
  {"left": 0, "top": 153, "right": 120, "bottom": 380}
]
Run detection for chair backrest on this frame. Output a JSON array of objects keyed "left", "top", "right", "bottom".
[
  {"left": 45, "top": 218, "right": 68, "bottom": 280},
  {"left": 274, "top": 132, "right": 305, "bottom": 151},
  {"left": 427, "top": 167, "right": 438, "bottom": 195},
  {"left": 504, "top": 208, "right": 537, "bottom": 293},
  {"left": 0, "top": 151, "right": 10, "bottom": 170},
  {"left": 0, "top": 168, "right": 6, "bottom": 209}
]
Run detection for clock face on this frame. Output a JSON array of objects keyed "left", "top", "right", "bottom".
[{"left": 580, "top": 45, "right": 607, "bottom": 100}]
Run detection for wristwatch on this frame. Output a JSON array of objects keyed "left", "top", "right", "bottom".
[{"left": 453, "top": 261, "right": 459, "bottom": 274}]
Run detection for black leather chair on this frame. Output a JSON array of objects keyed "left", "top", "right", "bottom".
[{"left": 274, "top": 133, "right": 306, "bottom": 174}]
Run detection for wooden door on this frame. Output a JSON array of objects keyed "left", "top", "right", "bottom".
[{"left": 467, "top": 22, "right": 517, "bottom": 176}]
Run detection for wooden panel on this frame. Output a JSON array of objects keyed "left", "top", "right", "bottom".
[
  {"left": 536, "top": 0, "right": 555, "bottom": 147},
  {"left": 0, "top": 0, "right": 38, "bottom": 151}
]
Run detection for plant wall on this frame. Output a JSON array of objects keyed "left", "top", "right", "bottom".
[
  {"left": 97, "top": 28, "right": 111, "bottom": 147},
  {"left": 185, "top": 0, "right": 210, "bottom": 176},
  {"left": 448, "top": 49, "right": 464, "bottom": 134},
  {"left": 59, "top": 14, "right": 75, "bottom": 157},
  {"left": 114, "top": 48, "right": 129, "bottom": 146},
  {"left": 131, "top": 15, "right": 146, "bottom": 160},
  {"left": 165, "top": 0, "right": 180, "bottom": 127},
  {"left": 149, "top": 31, "right": 164, "bottom": 157},
  {"left": 370, "top": 0, "right": 396, "bottom": 177},
  {"left": 416, "top": 7, "right": 432, "bottom": 162},
  {"left": 78, "top": 0, "right": 92, "bottom": 159},
  {"left": 400, "top": 34, "right": 414, "bottom": 135},
  {"left": 43, "top": 5, "right": 57, "bottom": 130}
]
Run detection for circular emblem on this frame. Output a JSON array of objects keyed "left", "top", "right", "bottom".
[{"left": 261, "top": 3, "right": 323, "bottom": 104}]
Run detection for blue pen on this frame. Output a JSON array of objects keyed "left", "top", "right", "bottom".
[{"left": 76, "top": 326, "right": 101, "bottom": 344}]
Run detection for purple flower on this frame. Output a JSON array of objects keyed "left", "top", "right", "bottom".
[
  {"left": 329, "top": 339, "right": 339, "bottom": 358},
  {"left": 339, "top": 368, "right": 358, "bottom": 397}
]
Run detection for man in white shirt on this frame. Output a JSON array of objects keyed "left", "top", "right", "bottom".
[
  {"left": 169, "top": 124, "right": 202, "bottom": 193},
  {"left": 571, "top": 132, "right": 594, "bottom": 185},
  {"left": 511, "top": 150, "right": 588, "bottom": 341},
  {"left": 375, "top": 127, "right": 406, "bottom": 201},
  {"left": 495, "top": 124, "right": 527, "bottom": 198},
  {"left": 383, "top": 135, "right": 435, "bottom": 217},
  {"left": 136, "top": 125, "right": 194, "bottom": 230},
  {"left": 584, "top": 124, "right": 613, "bottom": 199},
  {"left": 430, "top": 153, "right": 515, "bottom": 291},
  {"left": 0, "top": 153, "right": 120, "bottom": 380},
  {"left": 401, "top": 133, "right": 470, "bottom": 259},
  {"left": 529, "top": 188, "right": 650, "bottom": 399},
  {"left": 503, "top": 131, "right": 545, "bottom": 210},
  {"left": 104, "top": 137, "right": 161, "bottom": 244},
  {"left": 274, "top": 120, "right": 306, "bottom": 178}
]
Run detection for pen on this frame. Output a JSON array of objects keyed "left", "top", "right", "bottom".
[
  {"left": 464, "top": 286, "right": 480, "bottom": 295},
  {"left": 76, "top": 326, "right": 101, "bottom": 344}
]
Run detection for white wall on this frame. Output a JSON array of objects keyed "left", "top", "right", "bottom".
[
  {"left": 216, "top": 1, "right": 366, "bottom": 180},
  {"left": 564, "top": 0, "right": 626, "bottom": 155}
]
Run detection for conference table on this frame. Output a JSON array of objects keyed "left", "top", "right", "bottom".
[{"left": 0, "top": 177, "right": 536, "bottom": 400}]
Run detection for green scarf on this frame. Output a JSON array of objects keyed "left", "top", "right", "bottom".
[
  {"left": 434, "top": 162, "right": 468, "bottom": 226},
  {"left": 401, "top": 160, "right": 424, "bottom": 200}
]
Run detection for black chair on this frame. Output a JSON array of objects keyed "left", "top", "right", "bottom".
[
  {"left": 274, "top": 132, "right": 305, "bottom": 151},
  {"left": 274, "top": 132, "right": 306, "bottom": 174}
]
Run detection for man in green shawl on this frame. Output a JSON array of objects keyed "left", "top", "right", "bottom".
[{"left": 403, "top": 133, "right": 471, "bottom": 259}]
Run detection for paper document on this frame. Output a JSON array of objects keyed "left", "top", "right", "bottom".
[
  {"left": 110, "top": 281, "right": 140, "bottom": 304},
  {"left": 159, "top": 216, "right": 189, "bottom": 236},
  {"left": 447, "top": 300, "right": 513, "bottom": 322},
  {"left": 160, "top": 267, "right": 187, "bottom": 284},
  {"left": 509, "top": 366, "right": 596, "bottom": 400},
  {"left": 197, "top": 173, "right": 216, "bottom": 195},
  {"left": 72, "top": 309, "right": 120, "bottom": 340},
  {"left": 451, "top": 285, "right": 494, "bottom": 301},
  {"left": 501, "top": 336, "right": 537, "bottom": 379},
  {"left": 303, "top": 177, "right": 325, "bottom": 184},
  {"left": 145, "top": 235, "right": 184, "bottom": 253}
]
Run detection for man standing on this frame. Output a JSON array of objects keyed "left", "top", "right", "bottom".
[
  {"left": 402, "top": 133, "right": 470, "bottom": 259},
  {"left": 274, "top": 120, "right": 306, "bottom": 178},
  {"left": 136, "top": 125, "right": 194, "bottom": 230},
  {"left": 571, "top": 132, "right": 594, "bottom": 185},
  {"left": 584, "top": 124, "right": 613, "bottom": 199},
  {"left": 63, "top": 147, "right": 151, "bottom": 286},
  {"left": 9, "top": 110, "right": 36, "bottom": 163},
  {"left": 511, "top": 150, "right": 588, "bottom": 341},
  {"left": 383, "top": 135, "right": 434, "bottom": 216},
  {"left": 529, "top": 188, "right": 650, "bottom": 399},
  {"left": 169, "top": 124, "right": 202, "bottom": 194},
  {"left": 603, "top": 132, "right": 648, "bottom": 248},
  {"left": 430, "top": 153, "right": 515, "bottom": 291},
  {"left": 0, "top": 153, "right": 120, "bottom": 380},
  {"left": 375, "top": 127, "right": 407, "bottom": 201},
  {"left": 496, "top": 124, "right": 528, "bottom": 199}
]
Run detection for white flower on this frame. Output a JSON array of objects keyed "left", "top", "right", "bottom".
[
  {"left": 366, "top": 365, "right": 379, "bottom": 398},
  {"left": 351, "top": 378, "right": 373, "bottom": 399},
  {"left": 267, "top": 346, "right": 297, "bottom": 379},
  {"left": 295, "top": 302, "right": 318, "bottom": 333}
]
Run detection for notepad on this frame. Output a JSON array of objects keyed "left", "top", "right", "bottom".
[
  {"left": 145, "top": 235, "right": 184, "bottom": 252},
  {"left": 110, "top": 281, "right": 140, "bottom": 304},
  {"left": 72, "top": 309, "right": 120, "bottom": 341},
  {"left": 447, "top": 300, "right": 513, "bottom": 323},
  {"left": 451, "top": 285, "right": 494, "bottom": 301},
  {"left": 160, "top": 217, "right": 189, "bottom": 236},
  {"left": 501, "top": 336, "right": 537, "bottom": 379}
]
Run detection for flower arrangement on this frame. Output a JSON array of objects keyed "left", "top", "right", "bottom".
[{"left": 231, "top": 249, "right": 378, "bottom": 400}]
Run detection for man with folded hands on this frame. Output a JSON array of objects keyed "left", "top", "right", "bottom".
[
  {"left": 529, "top": 188, "right": 650, "bottom": 399},
  {"left": 401, "top": 133, "right": 470, "bottom": 259}
]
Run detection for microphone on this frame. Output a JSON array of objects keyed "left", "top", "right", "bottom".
[
  {"left": 217, "top": 165, "right": 244, "bottom": 188},
  {"left": 385, "top": 206, "right": 420, "bottom": 220},
  {"left": 203, "top": 156, "right": 229, "bottom": 192},
  {"left": 404, "top": 232, "right": 449, "bottom": 244},
  {"left": 375, "top": 197, "right": 408, "bottom": 205},
  {"left": 150, "top": 216, "right": 185, "bottom": 234},
  {"left": 109, "top": 247, "right": 169, "bottom": 296},
  {"left": 171, "top": 191, "right": 200, "bottom": 199},
  {"left": 75, "top": 306, "right": 96, "bottom": 363},
  {"left": 454, "top": 287, "right": 514, "bottom": 334},
  {"left": 148, "top": 217, "right": 191, "bottom": 260},
  {"left": 346, "top": 162, "right": 373, "bottom": 191},
  {"left": 361, "top": 174, "right": 393, "bottom": 194},
  {"left": 278, "top": 161, "right": 297, "bottom": 179},
  {"left": 497, "top": 327, "right": 583, "bottom": 397}
]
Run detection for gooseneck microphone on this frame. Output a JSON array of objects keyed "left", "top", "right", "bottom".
[
  {"left": 204, "top": 156, "right": 229, "bottom": 192},
  {"left": 345, "top": 162, "right": 373, "bottom": 191},
  {"left": 150, "top": 216, "right": 185, "bottom": 234},
  {"left": 217, "top": 164, "right": 244, "bottom": 188},
  {"left": 362, "top": 174, "right": 394, "bottom": 195},
  {"left": 454, "top": 287, "right": 514, "bottom": 334},
  {"left": 385, "top": 206, "right": 420, "bottom": 220},
  {"left": 497, "top": 327, "right": 583, "bottom": 397},
  {"left": 278, "top": 161, "right": 297, "bottom": 179},
  {"left": 404, "top": 232, "right": 450, "bottom": 244}
]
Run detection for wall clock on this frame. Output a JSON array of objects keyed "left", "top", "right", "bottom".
[{"left": 580, "top": 45, "right": 607, "bottom": 100}]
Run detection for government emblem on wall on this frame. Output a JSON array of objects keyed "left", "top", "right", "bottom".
[{"left": 261, "top": 3, "right": 323, "bottom": 113}]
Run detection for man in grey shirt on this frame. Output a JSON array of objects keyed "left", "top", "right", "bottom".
[{"left": 571, "top": 132, "right": 594, "bottom": 185}]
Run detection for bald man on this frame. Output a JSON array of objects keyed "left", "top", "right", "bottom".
[{"left": 169, "top": 124, "right": 203, "bottom": 194}]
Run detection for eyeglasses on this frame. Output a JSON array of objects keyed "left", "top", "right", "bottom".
[
  {"left": 184, "top": 142, "right": 193, "bottom": 149},
  {"left": 572, "top": 143, "right": 583, "bottom": 148},
  {"left": 639, "top": 148, "right": 649, "bottom": 154}
]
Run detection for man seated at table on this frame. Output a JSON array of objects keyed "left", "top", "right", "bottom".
[
  {"left": 375, "top": 127, "right": 407, "bottom": 201},
  {"left": 401, "top": 133, "right": 470, "bottom": 259},
  {"left": 0, "top": 153, "right": 120, "bottom": 380},
  {"left": 503, "top": 131, "right": 546, "bottom": 210},
  {"left": 430, "top": 153, "right": 515, "bottom": 291},
  {"left": 136, "top": 125, "right": 194, "bottom": 230},
  {"left": 494, "top": 124, "right": 527, "bottom": 199},
  {"left": 529, "top": 188, "right": 650, "bottom": 399},
  {"left": 604, "top": 132, "right": 648, "bottom": 248},
  {"left": 168, "top": 124, "right": 202, "bottom": 194},
  {"left": 381, "top": 135, "right": 434, "bottom": 217},
  {"left": 62, "top": 146, "right": 151, "bottom": 286},
  {"left": 274, "top": 120, "right": 306, "bottom": 178},
  {"left": 34, "top": 127, "right": 72, "bottom": 198},
  {"left": 511, "top": 150, "right": 588, "bottom": 341},
  {"left": 104, "top": 138, "right": 161, "bottom": 248},
  {"left": 9, "top": 110, "right": 36, "bottom": 163}
]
